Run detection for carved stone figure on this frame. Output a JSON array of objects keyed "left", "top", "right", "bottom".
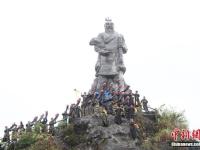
[{"left": 90, "top": 18, "right": 128, "bottom": 92}]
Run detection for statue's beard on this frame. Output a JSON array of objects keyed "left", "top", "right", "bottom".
[{"left": 105, "top": 27, "right": 114, "bottom": 33}]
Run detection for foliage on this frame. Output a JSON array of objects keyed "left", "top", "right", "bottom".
[
  {"left": 15, "top": 132, "right": 38, "bottom": 149},
  {"left": 140, "top": 105, "right": 188, "bottom": 150},
  {"left": 156, "top": 105, "right": 188, "bottom": 130},
  {"left": 7, "top": 130, "right": 60, "bottom": 150},
  {"left": 33, "top": 122, "right": 43, "bottom": 134},
  {"left": 28, "top": 134, "right": 60, "bottom": 150},
  {"left": 57, "top": 121, "right": 87, "bottom": 148}
]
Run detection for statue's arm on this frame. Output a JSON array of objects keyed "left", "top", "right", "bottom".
[
  {"left": 119, "top": 35, "right": 128, "bottom": 54},
  {"left": 89, "top": 36, "right": 103, "bottom": 53},
  {"left": 94, "top": 46, "right": 101, "bottom": 52},
  {"left": 95, "top": 45, "right": 111, "bottom": 55},
  {"left": 122, "top": 43, "right": 128, "bottom": 54},
  {"left": 90, "top": 33, "right": 111, "bottom": 55},
  {"left": 89, "top": 38, "right": 96, "bottom": 46}
]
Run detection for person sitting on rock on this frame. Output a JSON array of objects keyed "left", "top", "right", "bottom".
[
  {"left": 114, "top": 103, "right": 123, "bottom": 125},
  {"left": 129, "top": 119, "right": 142, "bottom": 144},
  {"left": 129, "top": 119, "right": 137, "bottom": 140},
  {"left": 99, "top": 105, "right": 109, "bottom": 127},
  {"left": 94, "top": 99, "right": 100, "bottom": 117},
  {"left": 107, "top": 101, "right": 114, "bottom": 114},
  {"left": 134, "top": 122, "right": 143, "bottom": 145}
]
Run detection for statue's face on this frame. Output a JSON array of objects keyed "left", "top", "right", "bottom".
[{"left": 104, "top": 22, "right": 114, "bottom": 33}]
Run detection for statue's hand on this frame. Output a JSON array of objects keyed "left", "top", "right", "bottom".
[{"left": 99, "top": 48, "right": 111, "bottom": 55}]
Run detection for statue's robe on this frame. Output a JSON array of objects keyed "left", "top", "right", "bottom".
[{"left": 92, "top": 32, "right": 127, "bottom": 76}]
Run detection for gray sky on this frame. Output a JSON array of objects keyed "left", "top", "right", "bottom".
[{"left": 0, "top": 0, "right": 200, "bottom": 136}]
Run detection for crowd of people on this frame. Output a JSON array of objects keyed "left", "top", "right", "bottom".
[
  {"left": 79, "top": 83, "right": 149, "bottom": 123},
  {"left": 0, "top": 111, "right": 60, "bottom": 148},
  {"left": 0, "top": 82, "right": 151, "bottom": 148},
  {"left": 67, "top": 82, "right": 150, "bottom": 141}
]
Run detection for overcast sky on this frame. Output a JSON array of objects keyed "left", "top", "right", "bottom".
[{"left": 0, "top": 0, "right": 200, "bottom": 136}]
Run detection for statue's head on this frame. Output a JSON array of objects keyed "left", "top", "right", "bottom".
[{"left": 104, "top": 18, "right": 114, "bottom": 33}]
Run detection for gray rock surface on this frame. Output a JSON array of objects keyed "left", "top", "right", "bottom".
[{"left": 73, "top": 115, "right": 140, "bottom": 150}]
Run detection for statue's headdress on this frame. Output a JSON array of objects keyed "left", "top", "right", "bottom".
[
  {"left": 105, "top": 17, "right": 112, "bottom": 22},
  {"left": 105, "top": 17, "right": 114, "bottom": 26}
]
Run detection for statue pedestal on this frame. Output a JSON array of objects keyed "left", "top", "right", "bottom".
[{"left": 90, "top": 73, "right": 127, "bottom": 93}]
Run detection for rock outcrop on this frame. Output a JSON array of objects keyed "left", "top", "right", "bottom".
[{"left": 71, "top": 115, "right": 141, "bottom": 150}]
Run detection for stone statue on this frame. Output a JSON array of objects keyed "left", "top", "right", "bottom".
[{"left": 90, "top": 18, "right": 128, "bottom": 92}]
